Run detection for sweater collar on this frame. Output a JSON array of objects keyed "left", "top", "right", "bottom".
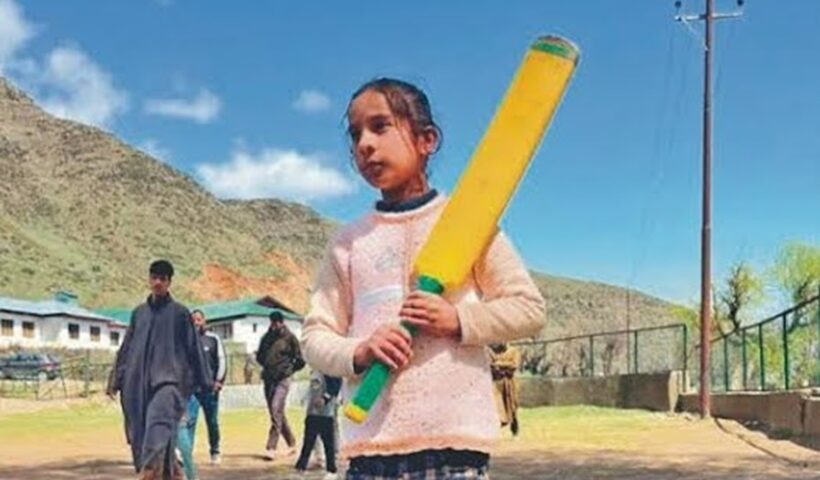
[{"left": 375, "top": 189, "right": 438, "bottom": 213}]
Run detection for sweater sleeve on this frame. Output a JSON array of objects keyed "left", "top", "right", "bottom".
[
  {"left": 301, "top": 244, "right": 362, "bottom": 378},
  {"left": 456, "top": 231, "right": 546, "bottom": 346}
]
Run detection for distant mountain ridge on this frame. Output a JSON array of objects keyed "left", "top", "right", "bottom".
[{"left": 0, "top": 76, "right": 678, "bottom": 337}]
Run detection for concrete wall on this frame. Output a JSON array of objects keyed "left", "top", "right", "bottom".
[
  {"left": 678, "top": 390, "right": 820, "bottom": 437},
  {"left": 220, "top": 380, "right": 308, "bottom": 410},
  {"left": 519, "top": 371, "right": 684, "bottom": 412},
  {"left": 222, "top": 372, "right": 685, "bottom": 414},
  {"left": 804, "top": 397, "right": 820, "bottom": 436}
]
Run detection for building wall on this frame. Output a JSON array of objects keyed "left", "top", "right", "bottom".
[
  {"left": 0, "top": 311, "right": 125, "bottom": 351},
  {"left": 211, "top": 316, "right": 303, "bottom": 354},
  {"left": 0, "top": 311, "right": 42, "bottom": 349}
]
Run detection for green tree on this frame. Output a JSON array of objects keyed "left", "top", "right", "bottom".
[{"left": 770, "top": 242, "right": 820, "bottom": 330}]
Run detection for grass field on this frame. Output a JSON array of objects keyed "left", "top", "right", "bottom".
[{"left": 0, "top": 400, "right": 817, "bottom": 479}]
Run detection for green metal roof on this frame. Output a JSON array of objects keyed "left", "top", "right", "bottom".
[
  {"left": 195, "top": 298, "right": 301, "bottom": 323},
  {"left": 96, "top": 297, "right": 301, "bottom": 327},
  {"left": 1, "top": 295, "right": 121, "bottom": 324},
  {"left": 95, "top": 308, "right": 133, "bottom": 326}
]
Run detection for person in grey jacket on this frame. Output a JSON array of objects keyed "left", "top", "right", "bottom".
[
  {"left": 182, "top": 309, "right": 227, "bottom": 464},
  {"left": 295, "top": 370, "right": 341, "bottom": 478}
]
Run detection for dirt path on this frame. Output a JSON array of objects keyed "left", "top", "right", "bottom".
[
  {"left": 0, "top": 406, "right": 817, "bottom": 479},
  {"left": 0, "top": 444, "right": 815, "bottom": 480}
]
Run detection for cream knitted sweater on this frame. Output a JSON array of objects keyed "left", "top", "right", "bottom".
[{"left": 301, "top": 194, "right": 545, "bottom": 458}]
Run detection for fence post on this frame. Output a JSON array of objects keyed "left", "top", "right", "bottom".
[
  {"left": 633, "top": 330, "right": 639, "bottom": 374},
  {"left": 782, "top": 313, "right": 790, "bottom": 390},
  {"left": 83, "top": 350, "right": 91, "bottom": 398},
  {"left": 723, "top": 336, "right": 730, "bottom": 392},
  {"left": 741, "top": 329, "right": 747, "bottom": 390},
  {"left": 758, "top": 324, "right": 765, "bottom": 391},
  {"left": 682, "top": 324, "right": 688, "bottom": 386},
  {"left": 625, "top": 331, "right": 631, "bottom": 375},
  {"left": 589, "top": 335, "right": 595, "bottom": 377}
]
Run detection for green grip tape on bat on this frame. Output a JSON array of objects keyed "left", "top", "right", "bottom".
[{"left": 344, "top": 275, "right": 444, "bottom": 423}]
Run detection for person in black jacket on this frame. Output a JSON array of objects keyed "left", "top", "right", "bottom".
[
  {"left": 109, "top": 260, "right": 212, "bottom": 480},
  {"left": 256, "top": 310, "right": 305, "bottom": 460}
]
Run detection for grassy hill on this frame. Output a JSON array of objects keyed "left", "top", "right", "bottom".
[{"left": 0, "top": 76, "right": 679, "bottom": 338}]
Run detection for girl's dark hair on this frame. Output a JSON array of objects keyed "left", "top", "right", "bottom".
[{"left": 346, "top": 78, "right": 443, "bottom": 155}]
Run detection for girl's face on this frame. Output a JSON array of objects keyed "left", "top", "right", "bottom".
[{"left": 347, "top": 90, "right": 437, "bottom": 201}]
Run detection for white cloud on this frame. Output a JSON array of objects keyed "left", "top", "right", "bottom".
[
  {"left": 0, "top": 0, "right": 36, "bottom": 72},
  {"left": 137, "top": 138, "right": 172, "bottom": 163},
  {"left": 197, "top": 148, "right": 356, "bottom": 202},
  {"left": 0, "top": 2, "right": 129, "bottom": 129},
  {"left": 292, "top": 89, "right": 331, "bottom": 114},
  {"left": 144, "top": 89, "right": 221, "bottom": 123},
  {"left": 36, "top": 46, "right": 129, "bottom": 128}
]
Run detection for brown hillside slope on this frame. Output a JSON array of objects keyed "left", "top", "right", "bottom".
[{"left": 0, "top": 76, "right": 679, "bottom": 337}]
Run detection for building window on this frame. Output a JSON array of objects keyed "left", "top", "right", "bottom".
[
  {"left": 110, "top": 331, "right": 120, "bottom": 347},
  {"left": 22, "top": 321, "right": 35, "bottom": 338},
  {"left": 211, "top": 323, "right": 233, "bottom": 341},
  {"left": 1, "top": 319, "right": 13, "bottom": 337},
  {"left": 90, "top": 326, "right": 101, "bottom": 342},
  {"left": 68, "top": 323, "right": 80, "bottom": 340},
  {"left": 253, "top": 323, "right": 258, "bottom": 333}
]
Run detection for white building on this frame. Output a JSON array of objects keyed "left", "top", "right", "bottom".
[
  {"left": 197, "top": 296, "right": 302, "bottom": 354},
  {"left": 0, "top": 292, "right": 126, "bottom": 351}
]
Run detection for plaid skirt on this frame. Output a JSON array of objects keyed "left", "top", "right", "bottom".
[{"left": 345, "top": 449, "right": 489, "bottom": 480}]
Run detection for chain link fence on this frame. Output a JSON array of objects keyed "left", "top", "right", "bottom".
[
  {"left": 513, "top": 323, "right": 689, "bottom": 386},
  {"left": 0, "top": 345, "right": 303, "bottom": 400},
  {"left": 699, "top": 290, "right": 820, "bottom": 393},
  {"left": 7, "top": 292, "right": 815, "bottom": 401}
]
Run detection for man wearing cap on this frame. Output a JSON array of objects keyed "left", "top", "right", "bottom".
[
  {"left": 109, "top": 260, "right": 212, "bottom": 479},
  {"left": 256, "top": 310, "right": 305, "bottom": 460}
]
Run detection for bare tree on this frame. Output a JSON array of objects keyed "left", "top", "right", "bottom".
[{"left": 715, "top": 261, "right": 764, "bottom": 337}]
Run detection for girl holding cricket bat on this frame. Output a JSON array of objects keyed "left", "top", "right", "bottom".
[{"left": 301, "top": 77, "right": 546, "bottom": 480}]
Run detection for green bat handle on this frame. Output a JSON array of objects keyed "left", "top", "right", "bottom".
[{"left": 344, "top": 275, "right": 444, "bottom": 423}]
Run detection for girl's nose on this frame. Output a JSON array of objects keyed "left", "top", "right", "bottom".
[{"left": 357, "top": 131, "right": 376, "bottom": 159}]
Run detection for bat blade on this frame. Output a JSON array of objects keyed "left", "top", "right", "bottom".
[{"left": 414, "top": 36, "right": 579, "bottom": 290}]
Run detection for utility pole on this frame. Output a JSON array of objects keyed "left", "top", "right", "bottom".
[
  {"left": 626, "top": 288, "right": 631, "bottom": 373},
  {"left": 674, "top": 0, "right": 744, "bottom": 418}
]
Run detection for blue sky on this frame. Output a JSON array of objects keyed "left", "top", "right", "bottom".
[{"left": 1, "top": 1, "right": 817, "bottom": 309}]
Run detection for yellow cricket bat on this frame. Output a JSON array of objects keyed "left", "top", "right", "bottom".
[{"left": 345, "top": 35, "right": 580, "bottom": 424}]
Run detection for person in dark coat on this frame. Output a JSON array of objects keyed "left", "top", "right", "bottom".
[
  {"left": 108, "top": 260, "right": 212, "bottom": 480},
  {"left": 256, "top": 310, "right": 305, "bottom": 459}
]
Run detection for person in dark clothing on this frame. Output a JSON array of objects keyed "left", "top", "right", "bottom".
[
  {"left": 108, "top": 260, "right": 212, "bottom": 480},
  {"left": 183, "top": 309, "right": 227, "bottom": 465},
  {"left": 295, "top": 370, "right": 341, "bottom": 479},
  {"left": 256, "top": 310, "right": 305, "bottom": 460}
]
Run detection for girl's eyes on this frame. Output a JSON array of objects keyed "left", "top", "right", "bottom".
[
  {"left": 371, "top": 118, "right": 391, "bottom": 133},
  {"left": 348, "top": 117, "right": 393, "bottom": 143}
]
